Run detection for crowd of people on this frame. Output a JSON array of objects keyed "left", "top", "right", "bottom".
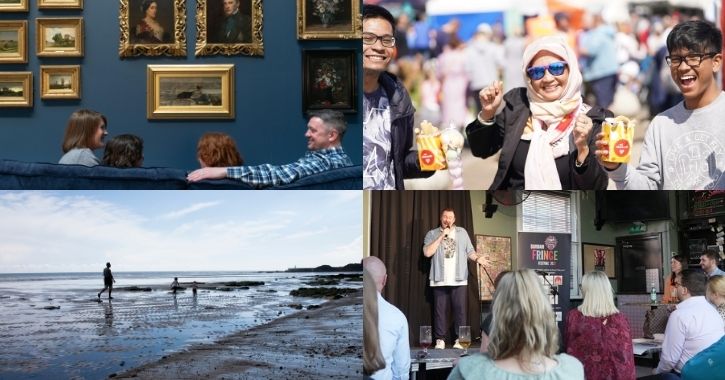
[
  {"left": 56, "top": 108, "right": 353, "bottom": 188},
  {"left": 363, "top": 205, "right": 725, "bottom": 379},
  {"left": 363, "top": 3, "right": 725, "bottom": 190}
]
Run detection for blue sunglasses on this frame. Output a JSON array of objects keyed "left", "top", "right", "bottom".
[{"left": 526, "top": 61, "right": 568, "bottom": 80}]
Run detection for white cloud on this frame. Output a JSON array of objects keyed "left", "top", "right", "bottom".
[{"left": 159, "top": 201, "right": 220, "bottom": 220}]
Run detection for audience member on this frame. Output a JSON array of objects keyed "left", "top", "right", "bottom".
[
  {"left": 102, "top": 134, "right": 144, "bottom": 168},
  {"left": 663, "top": 255, "right": 685, "bottom": 303},
  {"left": 363, "top": 268, "right": 386, "bottom": 379},
  {"left": 363, "top": 256, "right": 410, "bottom": 380},
  {"left": 447, "top": 269, "right": 584, "bottom": 379},
  {"left": 196, "top": 132, "right": 243, "bottom": 168},
  {"left": 707, "top": 275, "right": 725, "bottom": 322},
  {"left": 59, "top": 109, "right": 108, "bottom": 167},
  {"left": 681, "top": 335, "right": 725, "bottom": 380},
  {"left": 701, "top": 249, "right": 725, "bottom": 277},
  {"left": 565, "top": 271, "right": 635, "bottom": 379}
]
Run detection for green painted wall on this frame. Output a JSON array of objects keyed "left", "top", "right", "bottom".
[{"left": 469, "top": 190, "right": 519, "bottom": 267}]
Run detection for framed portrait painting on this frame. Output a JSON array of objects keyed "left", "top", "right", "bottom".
[
  {"left": 147, "top": 64, "right": 234, "bottom": 119},
  {"left": 40, "top": 65, "right": 80, "bottom": 100},
  {"left": 302, "top": 50, "right": 356, "bottom": 113},
  {"left": 297, "top": 0, "right": 361, "bottom": 40},
  {"left": 38, "top": 0, "right": 82, "bottom": 9},
  {"left": 582, "top": 243, "right": 616, "bottom": 278},
  {"left": 0, "top": 71, "right": 32, "bottom": 107},
  {"left": 119, "top": 0, "right": 186, "bottom": 57},
  {"left": 36, "top": 18, "right": 83, "bottom": 57},
  {"left": 0, "top": 0, "right": 28, "bottom": 12},
  {"left": 195, "top": 0, "right": 263, "bottom": 56},
  {"left": 0, "top": 20, "right": 27, "bottom": 64}
]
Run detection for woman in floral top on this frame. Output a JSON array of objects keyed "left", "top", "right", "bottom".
[
  {"left": 706, "top": 275, "right": 725, "bottom": 323},
  {"left": 565, "top": 271, "right": 635, "bottom": 380}
]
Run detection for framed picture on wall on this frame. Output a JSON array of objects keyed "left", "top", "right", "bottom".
[
  {"left": 474, "top": 235, "right": 512, "bottom": 301},
  {"left": 582, "top": 243, "right": 616, "bottom": 278},
  {"left": 296, "top": 0, "right": 361, "bottom": 40},
  {"left": 119, "top": 0, "right": 187, "bottom": 57},
  {"left": 38, "top": 0, "right": 82, "bottom": 10},
  {"left": 0, "top": 0, "right": 28, "bottom": 13},
  {"left": 36, "top": 18, "right": 83, "bottom": 57},
  {"left": 0, "top": 71, "right": 32, "bottom": 107},
  {"left": 195, "top": 0, "right": 263, "bottom": 56},
  {"left": 147, "top": 64, "right": 235, "bottom": 119},
  {"left": 0, "top": 20, "right": 27, "bottom": 64},
  {"left": 40, "top": 65, "right": 80, "bottom": 100},
  {"left": 302, "top": 49, "right": 356, "bottom": 114}
]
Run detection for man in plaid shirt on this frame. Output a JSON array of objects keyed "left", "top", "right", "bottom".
[{"left": 187, "top": 110, "right": 352, "bottom": 187}]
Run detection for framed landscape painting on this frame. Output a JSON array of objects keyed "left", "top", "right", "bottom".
[
  {"left": 38, "top": 0, "right": 82, "bottom": 9},
  {"left": 0, "top": 0, "right": 28, "bottom": 13},
  {"left": 147, "top": 64, "right": 234, "bottom": 119},
  {"left": 36, "top": 18, "right": 83, "bottom": 57},
  {"left": 302, "top": 50, "right": 356, "bottom": 113},
  {"left": 119, "top": 0, "right": 186, "bottom": 57},
  {"left": 0, "top": 20, "right": 27, "bottom": 64},
  {"left": 297, "top": 0, "right": 361, "bottom": 40},
  {"left": 40, "top": 65, "right": 80, "bottom": 100},
  {"left": 0, "top": 71, "right": 32, "bottom": 107},
  {"left": 195, "top": 0, "right": 263, "bottom": 56}
]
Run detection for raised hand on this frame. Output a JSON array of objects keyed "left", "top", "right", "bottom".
[
  {"left": 573, "top": 113, "right": 593, "bottom": 161},
  {"left": 478, "top": 80, "right": 503, "bottom": 121}
]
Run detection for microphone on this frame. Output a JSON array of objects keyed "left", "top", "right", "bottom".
[{"left": 534, "top": 269, "right": 550, "bottom": 276}]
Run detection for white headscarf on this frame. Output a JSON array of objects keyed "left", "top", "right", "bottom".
[{"left": 521, "top": 36, "right": 585, "bottom": 190}]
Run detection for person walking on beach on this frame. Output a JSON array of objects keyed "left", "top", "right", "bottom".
[
  {"left": 97, "top": 262, "right": 115, "bottom": 300},
  {"left": 171, "top": 277, "right": 180, "bottom": 294}
]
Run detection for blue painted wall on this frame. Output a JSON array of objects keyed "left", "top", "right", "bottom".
[{"left": 0, "top": 1, "right": 362, "bottom": 170}]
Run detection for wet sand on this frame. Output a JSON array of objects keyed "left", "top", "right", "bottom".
[{"left": 116, "top": 289, "right": 362, "bottom": 379}]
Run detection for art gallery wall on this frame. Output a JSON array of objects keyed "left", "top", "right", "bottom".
[{"left": 0, "top": 1, "right": 362, "bottom": 169}]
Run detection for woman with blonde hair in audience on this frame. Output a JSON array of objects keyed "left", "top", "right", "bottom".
[
  {"left": 565, "top": 270, "right": 635, "bottom": 379},
  {"left": 706, "top": 275, "right": 725, "bottom": 322},
  {"left": 363, "top": 268, "right": 385, "bottom": 379},
  {"left": 448, "top": 269, "right": 584, "bottom": 379}
]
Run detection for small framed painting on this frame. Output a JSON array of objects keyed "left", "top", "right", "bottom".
[
  {"left": 40, "top": 65, "right": 80, "bottom": 100},
  {"left": 302, "top": 49, "right": 356, "bottom": 113},
  {"left": 0, "top": 20, "right": 27, "bottom": 64},
  {"left": 119, "top": 0, "right": 187, "bottom": 57},
  {"left": 0, "top": 0, "right": 28, "bottom": 13},
  {"left": 195, "top": 0, "right": 263, "bottom": 56},
  {"left": 36, "top": 18, "right": 84, "bottom": 57},
  {"left": 582, "top": 243, "right": 616, "bottom": 278},
  {"left": 38, "top": 0, "right": 82, "bottom": 9},
  {"left": 147, "top": 64, "right": 235, "bottom": 119},
  {"left": 0, "top": 71, "right": 32, "bottom": 107},
  {"left": 297, "top": 0, "right": 361, "bottom": 40}
]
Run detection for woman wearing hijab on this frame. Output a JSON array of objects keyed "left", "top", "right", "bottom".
[{"left": 466, "top": 35, "right": 611, "bottom": 190}]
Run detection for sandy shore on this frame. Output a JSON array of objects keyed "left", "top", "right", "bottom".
[{"left": 115, "top": 289, "right": 362, "bottom": 379}]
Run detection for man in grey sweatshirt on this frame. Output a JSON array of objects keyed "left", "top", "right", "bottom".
[{"left": 595, "top": 20, "right": 725, "bottom": 189}]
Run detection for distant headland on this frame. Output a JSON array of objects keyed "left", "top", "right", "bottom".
[{"left": 285, "top": 263, "right": 362, "bottom": 272}]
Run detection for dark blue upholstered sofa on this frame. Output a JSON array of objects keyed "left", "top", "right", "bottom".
[{"left": 0, "top": 159, "right": 362, "bottom": 190}]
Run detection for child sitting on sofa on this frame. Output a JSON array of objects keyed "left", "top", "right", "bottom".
[
  {"left": 196, "top": 132, "right": 244, "bottom": 168},
  {"left": 103, "top": 134, "right": 144, "bottom": 168},
  {"left": 59, "top": 109, "right": 108, "bottom": 167}
]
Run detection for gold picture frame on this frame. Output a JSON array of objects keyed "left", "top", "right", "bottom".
[
  {"left": 119, "top": 0, "right": 187, "bottom": 57},
  {"left": 0, "top": 20, "right": 27, "bottom": 64},
  {"left": 147, "top": 64, "right": 234, "bottom": 119},
  {"left": 36, "top": 18, "right": 83, "bottom": 57},
  {"left": 38, "top": 0, "right": 82, "bottom": 10},
  {"left": 0, "top": 0, "right": 28, "bottom": 13},
  {"left": 40, "top": 65, "right": 80, "bottom": 100},
  {"left": 296, "top": 0, "right": 361, "bottom": 40},
  {"left": 0, "top": 71, "right": 32, "bottom": 107},
  {"left": 195, "top": 0, "right": 263, "bottom": 56}
]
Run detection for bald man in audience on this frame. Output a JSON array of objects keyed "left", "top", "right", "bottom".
[{"left": 363, "top": 256, "right": 410, "bottom": 380}]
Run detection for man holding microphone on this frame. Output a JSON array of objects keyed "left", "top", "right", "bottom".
[{"left": 424, "top": 208, "right": 490, "bottom": 349}]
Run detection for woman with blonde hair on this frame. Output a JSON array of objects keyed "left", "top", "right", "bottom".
[
  {"left": 565, "top": 271, "right": 635, "bottom": 380},
  {"left": 448, "top": 269, "right": 584, "bottom": 379},
  {"left": 363, "top": 268, "right": 385, "bottom": 378},
  {"left": 706, "top": 275, "right": 725, "bottom": 322}
]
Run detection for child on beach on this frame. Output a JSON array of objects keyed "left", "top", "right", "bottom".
[
  {"left": 192, "top": 281, "right": 198, "bottom": 296},
  {"left": 171, "top": 277, "right": 180, "bottom": 294},
  {"left": 595, "top": 20, "right": 725, "bottom": 189},
  {"left": 97, "top": 262, "right": 115, "bottom": 300}
]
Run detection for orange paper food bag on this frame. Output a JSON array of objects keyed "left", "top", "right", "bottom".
[
  {"left": 602, "top": 116, "right": 635, "bottom": 163},
  {"left": 415, "top": 120, "right": 447, "bottom": 171}
]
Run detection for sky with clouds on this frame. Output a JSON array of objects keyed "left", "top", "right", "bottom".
[{"left": 0, "top": 191, "right": 361, "bottom": 273}]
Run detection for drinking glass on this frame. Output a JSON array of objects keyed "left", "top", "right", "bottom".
[
  {"left": 458, "top": 326, "right": 471, "bottom": 355},
  {"left": 420, "top": 325, "right": 432, "bottom": 354}
]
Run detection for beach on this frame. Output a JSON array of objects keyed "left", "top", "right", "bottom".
[
  {"left": 0, "top": 271, "right": 361, "bottom": 379},
  {"left": 116, "top": 289, "right": 362, "bottom": 379}
]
